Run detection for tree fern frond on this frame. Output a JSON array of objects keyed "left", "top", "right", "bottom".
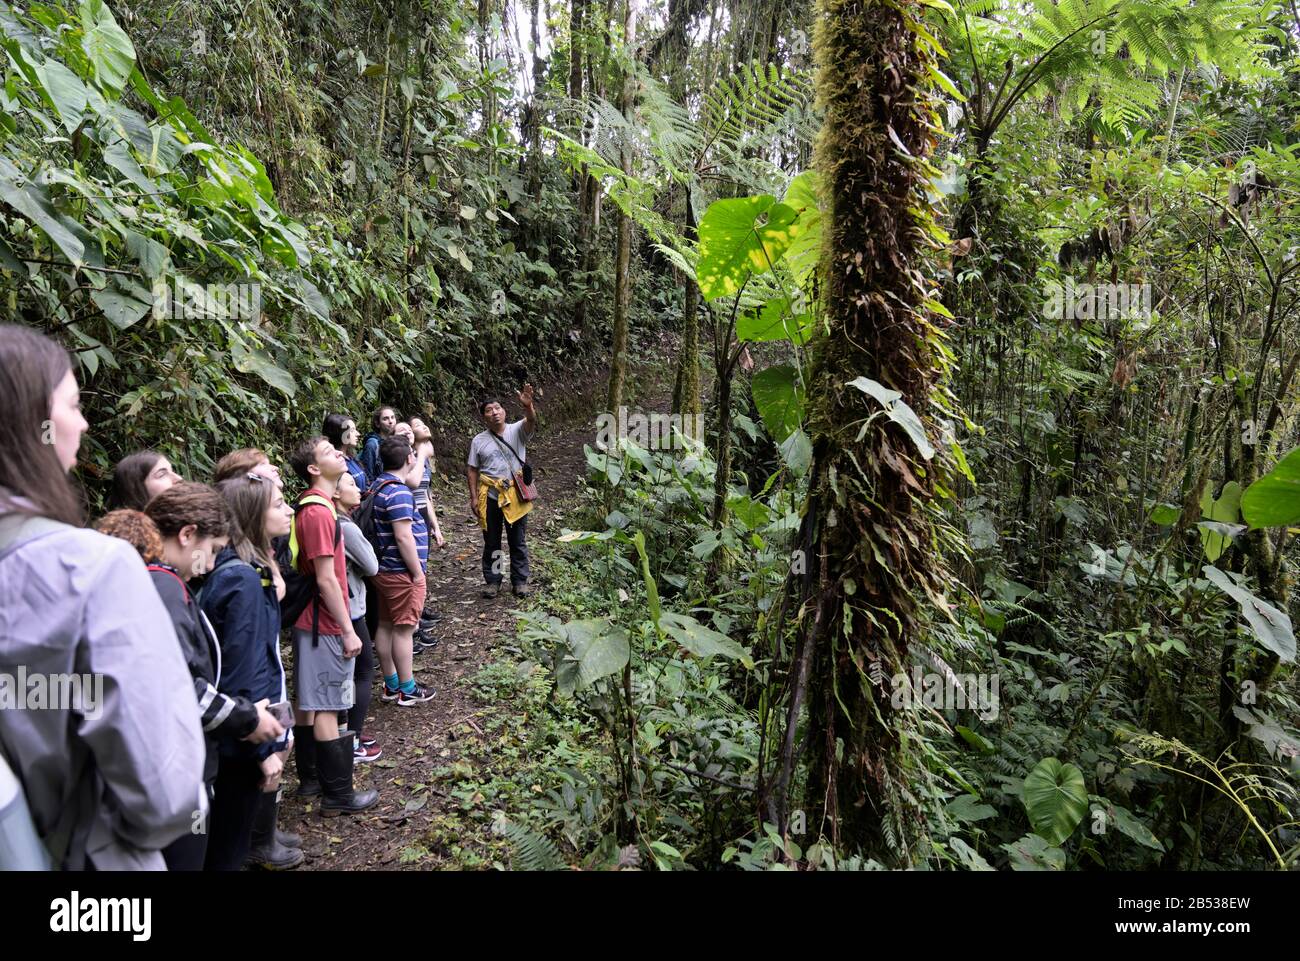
[{"left": 501, "top": 821, "right": 566, "bottom": 871}]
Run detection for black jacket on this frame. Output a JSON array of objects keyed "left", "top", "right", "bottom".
[{"left": 148, "top": 564, "right": 258, "bottom": 781}]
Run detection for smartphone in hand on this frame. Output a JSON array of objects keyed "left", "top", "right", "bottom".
[{"left": 266, "top": 701, "right": 293, "bottom": 728}]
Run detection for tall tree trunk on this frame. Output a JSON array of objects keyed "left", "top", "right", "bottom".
[
  {"left": 783, "top": 0, "right": 950, "bottom": 860},
  {"left": 672, "top": 279, "right": 702, "bottom": 420},
  {"left": 606, "top": 0, "right": 637, "bottom": 412}
]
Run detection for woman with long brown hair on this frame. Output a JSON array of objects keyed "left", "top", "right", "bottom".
[
  {"left": 109, "top": 450, "right": 182, "bottom": 510},
  {"left": 200, "top": 473, "right": 300, "bottom": 870},
  {"left": 0, "top": 323, "right": 206, "bottom": 869}
]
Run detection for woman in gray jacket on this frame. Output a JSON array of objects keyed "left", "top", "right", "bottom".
[{"left": 0, "top": 324, "right": 206, "bottom": 870}]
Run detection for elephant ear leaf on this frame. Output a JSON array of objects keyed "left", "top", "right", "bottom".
[
  {"left": 1242, "top": 447, "right": 1300, "bottom": 528},
  {"left": 1022, "top": 758, "right": 1088, "bottom": 846}
]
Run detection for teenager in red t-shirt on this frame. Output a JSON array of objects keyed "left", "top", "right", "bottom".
[{"left": 285, "top": 436, "right": 378, "bottom": 816}]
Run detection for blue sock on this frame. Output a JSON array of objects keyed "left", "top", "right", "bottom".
[
  {"left": 400, "top": 677, "right": 417, "bottom": 695},
  {"left": 385, "top": 672, "right": 399, "bottom": 691}
]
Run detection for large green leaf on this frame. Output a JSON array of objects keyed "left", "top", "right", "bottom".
[
  {"left": 0, "top": 156, "right": 85, "bottom": 267},
  {"left": 91, "top": 278, "right": 152, "bottom": 330},
  {"left": 1199, "top": 481, "right": 1241, "bottom": 561},
  {"left": 231, "top": 341, "right": 296, "bottom": 398},
  {"left": 696, "top": 195, "right": 801, "bottom": 301},
  {"left": 1202, "top": 565, "right": 1296, "bottom": 663},
  {"left": 751, "top": 364, "right": 803, "bottom": 443},
  {"left": 1022, "top": 758, "right": 1088, "bottom": 846},
  {"left": 1003, "top": 833, "right": 1067, "bottom": 871},
  {"left": 736, "top": 296, "right": 813, "bottom": 344},
  {"left": 780, "top": 171, "right": 822, "bottom": 286},
  {"left": 36, "top": 61, "right": 89, "bottom": 133},
  {"left": 79, "top": 0, "right": 136, "bottom": 96},
  {"left": 1242, "top": 447, "right": 1300, "bottom": 528},
  {"left": 778, "top": 428, "right": 812, "bottom": 477},
  {"left": 659, "top": 611, "right": 753, "bottom": 668},
  {"left": 554, "top": 618, "right": 630, "bottom": 695}
]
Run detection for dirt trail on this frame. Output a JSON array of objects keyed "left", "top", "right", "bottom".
[{"left": 281, "top": 378, "right": 609, "bottom": 869}]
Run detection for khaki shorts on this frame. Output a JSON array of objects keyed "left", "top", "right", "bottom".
[{"left": 374, "top": 571, "right": 427, "bottom": 626}]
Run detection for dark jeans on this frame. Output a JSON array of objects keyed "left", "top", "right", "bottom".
[
  {"left": 482, "top": 497, "right": 528, "bottom": 586},
  {"left": 204, "top": 755, "right": 263, "bottom": 871},
  {"left": 346, "top": 615, "right": 373, "bottom": 737}
]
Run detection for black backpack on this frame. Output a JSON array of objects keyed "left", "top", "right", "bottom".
[
  {"left": 275, "top": 493, "right": 341, "bottom": 642},
  {"left": 353, "top": 477, "right": 400, "bottom": 553}
]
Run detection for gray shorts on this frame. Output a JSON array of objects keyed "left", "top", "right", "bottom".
[{"left": 293, "top": 628, "right": 356, "bottom": 711}]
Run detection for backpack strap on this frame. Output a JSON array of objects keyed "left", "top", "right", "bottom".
[
  {"left": 488, "top": 431, "right": 528, "bottom": 471},
  {"left": 291, "top": 494, "right": 342, "bottom": 648},
  {"left": 0, "top": 513, "right": 69, "bottom": 562},
  {"left": 147, "top": 564, "right": 193, "bottom": 605},
  {"left": 196, "top": 556, "right": 250, "bottom": 606}
]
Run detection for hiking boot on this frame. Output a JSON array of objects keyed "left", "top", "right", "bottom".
[
  {"left": 396, "top": 682, "right": 436, "bottom": 706},
  {"left": 512, "top": 582, "right": 532, "bottom": 597},
  {"left": 481, "top": 582, "right": 501, "bottom": 598},
  {"left": 317, "top": 735, "right": 380, "bottom": 817},
  {"left": 292, "top": 725, "right": 321, "bottom": 798},
  {"left": 246, "top": 792, "right": 305, "bottom": 870}
]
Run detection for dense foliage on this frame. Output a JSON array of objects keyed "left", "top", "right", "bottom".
[{"left": 3, "top": 0, "right": 1298, "bottom": 869}]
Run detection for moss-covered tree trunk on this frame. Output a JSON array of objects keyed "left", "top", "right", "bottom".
[
  {"left": 606, "top": 0, "right": 637, "bottom": 412},
  {"left": 784, "top": 0, "right": 950, "bottom": 860}
]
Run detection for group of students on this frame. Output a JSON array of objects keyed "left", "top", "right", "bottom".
[{"left": 0, "top": 323, "right": 539, "bottom": 870}]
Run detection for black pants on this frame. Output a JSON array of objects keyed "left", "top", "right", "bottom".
[
  {"left": 204, "top": 755, "right": 263, "bottom": 871},
  {"left": 346, "top": 615, "right": 373, "bottom": 737},
  {"left": 482, "top": 497, "right": 529, "bottom": 586},
  {"left": 162, "top": 818, "right": 209, "bottom": 871},
  {"left": 364, "top": 579, "right": 379, "bottom": 639}
]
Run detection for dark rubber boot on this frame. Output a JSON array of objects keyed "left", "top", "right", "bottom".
[
  {"left": 246, "top": 792, "right": 305, "bottom": 870},
  {"left": 293, "top": 725, "right": 321, "bottom": 798},
  {"left": 317, "top": 734, "right": 379, "bottom": 817}
]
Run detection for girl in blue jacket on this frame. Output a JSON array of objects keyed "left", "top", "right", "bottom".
[{"left": 202, "top": 473, "right": 295, "bottom": 871}]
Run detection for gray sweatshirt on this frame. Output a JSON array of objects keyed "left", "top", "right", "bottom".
[
  {"left": 0, "top": 509, "right": 207, "bottom": 869},
  {"left": 339, "top": 514, "right": 378, "bottom": 621}
]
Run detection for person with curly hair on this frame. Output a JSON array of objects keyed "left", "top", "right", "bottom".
[{"left": 92, "top": 509, "right": 164, "bottom": 564}]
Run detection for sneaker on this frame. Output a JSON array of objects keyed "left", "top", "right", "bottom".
[
  {"left": 381, "top": 682, "right": 399, "bottom": 702},
  {"left": 481, "top": 582, "right": 501, "bottom": 598},
  {"left": 360, "top": 734, "right": 378, "bottom": 748},
  {"left": 353, "top": 739, "right": 382, "bottom": 763},
  {"left": 419, "top": 610, "right": 442, "bottom": 626},
  {"left": 396, "top": 682, "right": 436, "bottom": 706}
]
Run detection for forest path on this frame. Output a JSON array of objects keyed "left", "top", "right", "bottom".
[{"left": 282, "top": 355, "right": 671, "bottom": 869}]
